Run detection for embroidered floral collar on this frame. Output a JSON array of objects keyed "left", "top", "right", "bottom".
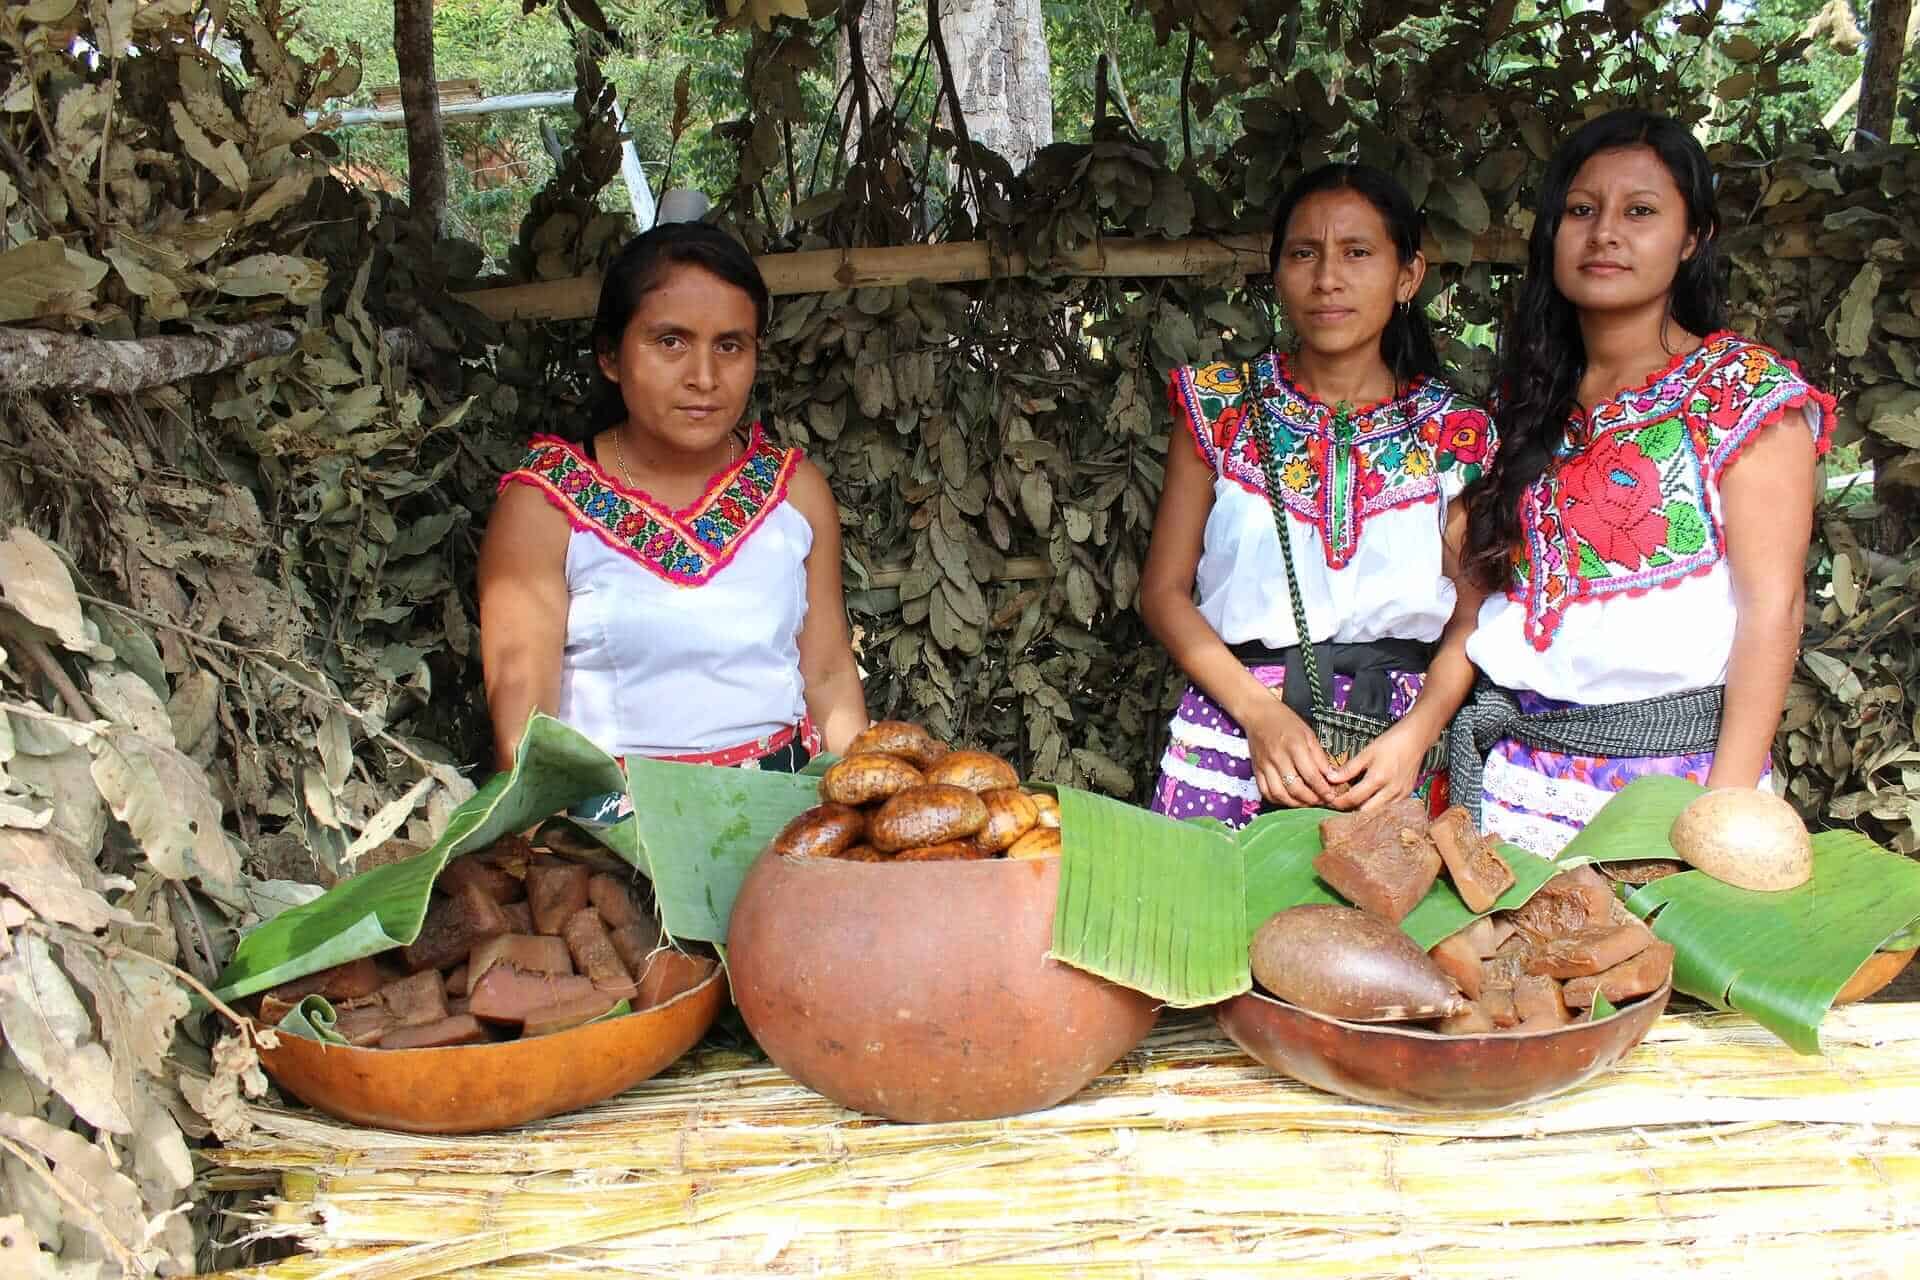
[{"left": 499, "top": 423, "right": 800, "bottom": 587}]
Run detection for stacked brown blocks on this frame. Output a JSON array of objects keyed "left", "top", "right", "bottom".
[{"left": 253, "top": 843, "right": 714, "bottom": 1049}]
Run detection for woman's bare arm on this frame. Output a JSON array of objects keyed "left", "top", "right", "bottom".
[
  {"left": 476, "top": 484, "right": 572, "bottom": 771},
  {"left": 787, "top": 458, "right": 869, "bottom": 754}
]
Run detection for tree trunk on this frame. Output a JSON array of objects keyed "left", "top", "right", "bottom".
[
  {"left": 937, "top": 0, "right": 1053, "bottom": 173},
  {"left": 393, "top": 0, "right": 448, "bottom": 230},
  {"left": 835, "top": 0, "right": 897, "bottom": 161},
  {"left": 1856, "top": 0, "right": 1916, "bottom": 147}
]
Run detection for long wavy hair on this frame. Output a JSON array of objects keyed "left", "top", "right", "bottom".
[
  {"left": 1268, "top": 163, "right": 1443, "bottom": 389},
  {"left": 1461, "top": 110, "right": 1727, "bottom": 590}
]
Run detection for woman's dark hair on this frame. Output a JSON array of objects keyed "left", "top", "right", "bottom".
[
  {"left": 587, "top": 222, "right": 770, "bottom": 430},
  {"left": 1268, "top": 163, "right": 1443, "bottom": 389},
  {"left": 1462, "top": 109, "right": 1727, "bottom": 590}
]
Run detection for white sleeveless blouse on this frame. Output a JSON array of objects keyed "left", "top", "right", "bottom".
[{"left": 500, "top": 425, "right": 811, "bottom": 758}]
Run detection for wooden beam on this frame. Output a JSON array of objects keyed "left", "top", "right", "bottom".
[
  {"left": 456, "top": 229, "right": 1528, "bottom": 323},
  {"left": 862, "top": 556, "right": 1052, "bottom": 590}
]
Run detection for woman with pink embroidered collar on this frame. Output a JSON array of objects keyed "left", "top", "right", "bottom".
[
  {"left": 1454, "top": 110, "right": 1836, "bottom": 856},
  {"left": 478, "top": 223, "right": 867, "bottom": 807},
  {"left": 1140, "top": 164, "right": 1497, "bottom": 826}
]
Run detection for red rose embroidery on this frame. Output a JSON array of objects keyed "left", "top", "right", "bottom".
[
  {"left": 1557, "top": 435, "right": 1668, "bottom": 569},
  {"left": 617, "top": 512, "right": 649, "bottom": 539},
  {"left": 1213, "top": 404, "right": 1247, "bottom": 453},
  {"left": 1439, "top": 411, "right": 1489, "bottom": 466},
  {"left": 717, "top": 496, "right": 748, "bottom": 524},
  {"left": 1356, "top": 460, "right": 1387, "bottom": 501}
]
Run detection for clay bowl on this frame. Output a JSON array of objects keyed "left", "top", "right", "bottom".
[
  {"left": 1835, "top": 948, "right": 1917, "bottom": 1005},
  {"left": 257, "top": 967, "right": 725, "bottom": 1134},
  {"left": 1217, "top": 978, "right": 1671, "bottom": 1113},
  {"left": 726, "top": 849, "right": 1160, "bottom": 1122}
]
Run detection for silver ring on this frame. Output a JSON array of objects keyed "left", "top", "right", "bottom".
[{"left": 1281, "top": 772, "right": 1299, "bottom": 786}]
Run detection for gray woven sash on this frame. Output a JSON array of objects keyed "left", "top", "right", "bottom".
[{"left": 1448, "top": 680, "right": 1726, "bottom": 826}]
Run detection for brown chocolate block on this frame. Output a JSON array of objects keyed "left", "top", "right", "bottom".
[
  {"left": 1526, "top": 921, "right": 1654, "bottom": 979},
  {"left": 379, "top": 1013, "right": 492, "bottom": 1049},
  {"left": 1510, "top": 866, "right": 1617, "bottom": 943},
  {"left": 1460, "top": 914, "right": 1517, "bottom": 958},
  {"left": 587, "top": 873, "right": 645, "bottom": 929},
  {"left": 445, "top": 964, "right": 469, "bottom": 998},
  {"left": 438, "top": 856, "right": 524, "bottom": 904},
  {"left": 1481, "top": 986, "right": 1519, "bottom": 1028},
  {"left": 402, "top": 885, "right": 511, "bottom": 973},
  {"left": 333, "top": 1003, "right": 399, "bottom": 1047},
  {"left": 1564, "top": 940, "right": 1676, "bottom": 1008},
  {"left": 257, "top": 993, "right": 298, "bottom": 1025},
  {"left": 1513, "top": 973, "right": 1573, "bottom": 1027},
  {"left": 527, "top": 858, "right": 592, "bottom": 935},
  {"left": 562, "top": 907, "right": 634, "bottom": 990},
  {"left": 447, "top": 995, "right": 471, "bottom": 1017},
  {"left": 1437, "top": 1001, "right": 1496, "bottom": 1035},
  {"left": 502, "top": 900, "right": 534, "bottom": 933},
  {"left": 1428, "top": 807, "right": 1518, "bottom": 913},
  {"left": 378, "top": 970, "right": 450, "bottom": 1027},
  {"left": 1429, "top": 933, "right": 1484, "bottom": 1001},
  {"left": 522, "top": 988, "right": 623, "bottom": 1037},
  {"left": 608, "top": 921, "right": 665, "bottom": 975},
  {"left": 467, "top": 964, "right": 598, "bottom": 1026},
  {"left": 468, "top": 934, "right": 574, "bottom": 989},
  {"left": 264, "top": 956, "right": 384, "bottom": 1006}
]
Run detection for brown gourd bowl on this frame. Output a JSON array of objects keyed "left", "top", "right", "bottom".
[
  {"left": 257, "top": 967, "right": 725, "bottom": 1134},
  {"left": 1217, "top": 977, "right": 1671, "bottom": 1113},
  {"left": 725, "top": 848, "right": 1160, "bottom": 1122},
  {"left": 1835, "top": 947, "right": 1917, "bottom": 1004}
]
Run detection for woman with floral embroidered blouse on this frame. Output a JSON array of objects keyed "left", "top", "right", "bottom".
[
  {"left": 1140, "top": 165, "right": 1496, "bottom": 826},
  {"left": 477, "top": 223, "right": 867, "bottom": 808},
  {"left": 1454, "top": 110, "right": 1835, "bottom": 856}
]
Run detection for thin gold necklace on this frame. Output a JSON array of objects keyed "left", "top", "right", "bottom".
[{"left": 608, "top": 429, "right": 737, "bottom": 492}]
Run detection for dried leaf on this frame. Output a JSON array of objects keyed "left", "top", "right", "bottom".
[
  {"left": 0, "top": 1112, "right": 151, "bottom": 1267},
  {"left": 0, "top": 529, "right": 98, "bottom": 657},
  {"left": 0, "top": 831, "right": 131, "bottom": 933},
  {"left": 341, "top": 775, "right": 433, "bottom": 865},
  {"left": 85, "top": 668, "right": 174, "bottom": 745},
  {"left": 179, "top": 1030, "right": 268, "bottom": 1141},
  {"left": 88, "top": 728, "right": 238, "bottom": 889},
  {"left": 0, "top": 936, "right": 131, "bottom": 1133},
  {"left": 0, "top": 240, "right": 109, "bottom": 324},
  {"left": 169, "top": 102, "right": 248, "bottom": 193}
]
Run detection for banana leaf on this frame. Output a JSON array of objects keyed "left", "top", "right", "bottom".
[
  {"left": 1051, "top": 788, "right": 1247, "bottom": 1006},
  {"left": 1548, "top": 776, "right": 1920, "bottom": 1054},
  {"left": 213, "top": 715, "right": 624, "bottom": 1002}
]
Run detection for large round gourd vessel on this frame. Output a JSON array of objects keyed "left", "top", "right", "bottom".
[
  {"left": 257, "top": 967, "right": 725, "bottom": 1133},
  {"left": 725, "top": 848, "right": 1159, "bottom": 1122}
]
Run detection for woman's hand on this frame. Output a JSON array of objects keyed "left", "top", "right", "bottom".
[
  {"left": 1328, "top": 716, "right": 1435, "bottom": 811},
  {"left": 1240, "top": 696, "right": 1340, "bottom": 808}
]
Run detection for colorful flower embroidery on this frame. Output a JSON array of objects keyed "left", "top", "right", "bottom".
[
  {"left": 1509, "top": 332, "right": 1838, "bottom": 649},
  {"left": 498, "top": 424, "right": 800, "bottom": 587},
  {"left": 1168, "top": 354, "right": 1497, "bottom": 569}
]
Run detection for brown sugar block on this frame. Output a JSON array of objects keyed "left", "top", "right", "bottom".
[
  {"left": 1459, "top": 914, "right": 1517, "bottom": 958},
  {"left": 379, "top": 1014, "right": 492, "bottom": 1050},
  {"left": 402, "top": 885, "right": 511, "bottom": 973},
  {"left": 1564, "top": 940, "right": 1676, "bottom": 1008},
  {"left": 438, "top": 856, "right": 523, "bottom": 905},
  {"left": 1510, "top": 866, "right": 1617, "bottom": 943},
  {"left": 1428, "top": 807, "right": 1517, "bottom": 914},
  {"left": 1526, "top": 920, "right": 1654, "bottom": 979},
  {"left": 587, "top": 873, "right": 645, "bottom": 929},
  {"left": 1513, "top": 973, "right": 1573, "bottom": 1028},
  {"left": 1437, "top": 1002, "right": 1497, "bottom": 1035},
  {"left": 1429, "top": 933, "right": 1484, "bottom": 1001},
  {"left": 527, "top": 858, "right": 593, "bottom": 936},
  {"left": 522, "top": 988, "right": 623, "bottom": 1037},
  {"left": 333, "top": 1003, "right": 400, "bottom": 1046},
  {"left": 893, "top": 839, "right": 989, "bottom": 861},
  {"left": 637, "top": 951, "right": 718, "bottom": 1009},
  {"left": 469, "top": 934, "right": 573, "bottom": 989},
  {"left": 257, "top": 993, "right": 298, "bottom": 1026},
  {"left": 467, "top": 964, "right": 598, "bottom": 1026},
  {"left": 608, "top": 922, "right": 664, "bottom": 975},
  {"left": 264, "top": 956, "right": 384, "bottom": 1007},
  {"left": 447, "top": 995, "right": 471, "bottom": 1017},
  {"left": 445, "top": 964, "right": 469, "bottom": 998},
  {"left": 869, "top": 785, "right": 989, "bottom": 852},
  {"left": 378, "top": 970, "right": 450, "bottom": 1028},
  {"left": 1480, "top": 985, "right": 1519, "bottom": 1029},
  {"left": 923, "top": 750, "right": 1020, "bottom": 793},
  {"left": 562, "top": 907, "right": 634, "bottom": 989},
  {"left": 1313, "top": 797, "right": 1443, "bottom": 923},
  {"left": 974, "top": 788, "right": 1041, "bottom": 854},
  {"left": 502, "top": 900, "right": 534, "bottom": 933}
]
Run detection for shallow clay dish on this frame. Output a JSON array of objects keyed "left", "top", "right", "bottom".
[
  {"left": 1217, "top": 978, "right": 1671, "bottom": 1113},
  {"left": 257, "top": 966, "right": 725, "bottom": 1133},
  {"left": 726, "top": 849, "right": 1159, "bottom": 1122}
]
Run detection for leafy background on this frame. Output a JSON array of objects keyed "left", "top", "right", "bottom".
[{"left": 0, "top": 0, "right": 1916, "bottom": 1273}]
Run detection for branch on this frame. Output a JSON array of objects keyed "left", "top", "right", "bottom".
[
  {"left": 0, "top": 618, "right": 96, "bottom": 722},
  {"left": 392, "top": 0, "right": 448, "bottom": 230},
  {"left": 0, "top": 321, "right": 294, "bottom": 395},
  {"left": 1180, "top": 31, "right": 1197, "bottom": 168},
  {"left": 926, "top": 0, "right": 983, "bottom": 214}
]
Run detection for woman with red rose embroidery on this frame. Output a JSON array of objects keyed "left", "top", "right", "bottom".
[
  {"left": 478, "top": 223, "right": 868, "bottom": 814},
  {"left": 1141, "top": 165, "right": 1496, "bottom": 826},
  {"left": 1455, "top": 110, "right": 1836, "bottom": 856}
]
